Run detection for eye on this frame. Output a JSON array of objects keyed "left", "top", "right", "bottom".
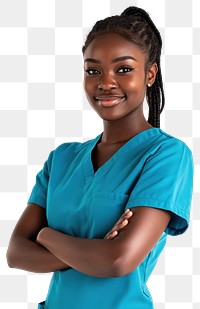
[
  {"left": 117, "top": 66, "right": 133, "bottom": 73},
  {"left": 85, "top": 69, "right": 100, "bottom": 75}
]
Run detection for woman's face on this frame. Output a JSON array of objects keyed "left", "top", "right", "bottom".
[{"left": 83, "top": 32, "right": 156, "bottom": 123}]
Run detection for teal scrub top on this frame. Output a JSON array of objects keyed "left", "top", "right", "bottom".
[{"left": 28, "top": 128, "right": 193, "bottom": 309}]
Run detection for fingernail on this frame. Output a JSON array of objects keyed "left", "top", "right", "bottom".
[{"left": 121, "top": 219, "right": 127, "bottom": 225}]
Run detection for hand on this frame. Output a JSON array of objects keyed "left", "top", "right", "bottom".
[{"left": 104, "top": 208, "right": 133, "bottom": 240}]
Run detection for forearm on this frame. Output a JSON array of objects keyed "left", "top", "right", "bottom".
[
  {"left": 37, "top": 228, "right": 120, "bottom": 277},
  {"left": 7, "top": 236, "right": 70, "bottom": 273}
]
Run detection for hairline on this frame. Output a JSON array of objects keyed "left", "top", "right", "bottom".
[{"left": 82, "top": 30, "right": 154, "bottom": 71}]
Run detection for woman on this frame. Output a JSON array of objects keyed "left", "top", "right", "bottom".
[{"left": 7, "top": 6, "right": 193, "bottom": 309}]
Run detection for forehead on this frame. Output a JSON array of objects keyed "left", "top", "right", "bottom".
[{"left": 83, "top": 32, "right": 146, "bottom": 63}]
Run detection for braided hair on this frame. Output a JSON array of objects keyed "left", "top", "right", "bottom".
[{"left": 82, "top": 6, "right": 165, "bottom": 128}]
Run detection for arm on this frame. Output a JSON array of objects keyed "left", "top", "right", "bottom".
[
  {"left": 6, "top": 202, "right": 131, "bottom": 273},
  {"left": 37, "top": 206, "right": 171, "bottom": 277},
  {"left": 6, "top": 203, "right": 70, "bottom": 273}
]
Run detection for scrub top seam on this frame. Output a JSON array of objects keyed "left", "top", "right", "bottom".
[
  {"left": 83, "top": 128, "right": 162, "bottom": 181},
  {"left": 82, "top": 135, "right": 101, "bottom": 184},
  {"left": 127, "top": 197, "right": 190, "bottom": 218}
]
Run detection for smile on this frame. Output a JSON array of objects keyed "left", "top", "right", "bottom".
[{"left": 95, "top": 96, "right": 126, "bottom": 107}]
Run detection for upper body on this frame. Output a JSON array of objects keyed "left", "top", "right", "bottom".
[
  {"left": 6, "top": 6, "right": 194, "bottom": 309},
  {"left": 27, "top": 127, "right": 193, "bottom": 309}
]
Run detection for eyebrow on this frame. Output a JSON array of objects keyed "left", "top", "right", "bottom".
[{"left": 84, "top": 56, "right": 137, "bottom": 64}]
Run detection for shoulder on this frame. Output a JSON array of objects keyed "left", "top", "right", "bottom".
[
  {"left": 142, "top": 129, "right": 194, "bottom": 176},
  {"left": 46, "top": 135, "right": 100, "bottom": 165},
  {"left": 53, "top": 137, "right": 96, "bottom": 155},
  {"left": 152, "top": 129, "right": 193, "bottom": 160}
]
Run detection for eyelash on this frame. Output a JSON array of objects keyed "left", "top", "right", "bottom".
[
  {"left": 85, "top": 66, "right": 133, "bottom": 76},
  {"left": 118, "top": 67, "right": 133, "bottom": 73},
  {"left": 85, "top": 69, "right": 100, "bottom": 75}
]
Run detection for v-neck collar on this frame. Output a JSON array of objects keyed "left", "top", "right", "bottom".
[{"left": 83, "top": 128, "right": 161, "bottom": 182}]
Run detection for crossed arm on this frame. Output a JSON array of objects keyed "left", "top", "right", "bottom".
[{"left": 7, "top": 203, "right": 171, "bottom": 277}]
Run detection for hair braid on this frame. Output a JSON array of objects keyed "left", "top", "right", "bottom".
[{"left": 82, "top": 6, "right": 165, "bottom": 128}]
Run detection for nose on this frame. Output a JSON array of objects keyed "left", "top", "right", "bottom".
[{"left": 98, "top": 73, "right": 117, "bottom": 90}]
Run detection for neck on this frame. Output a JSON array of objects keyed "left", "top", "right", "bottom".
[{"left": 101, "top": 115, "right": 153, "bottom": 145}]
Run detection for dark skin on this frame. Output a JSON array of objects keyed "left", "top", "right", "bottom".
[
  {"left": 7, "top": 33, "right": 171, "bottom": 277},
  {"left": 6, "top": 203, "right": 132, "bottom": 273},
  {"left": 84, "top": 33, "right": 156, "bottom": 171},
  {"left": 7, "top": 204, "right": 69, "bottom": 273}
]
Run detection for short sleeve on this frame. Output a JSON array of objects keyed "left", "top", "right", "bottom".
[
  {"left": 125, "top": 139, "right": 194, "bottom": 236},
  {"left": 27, "top": 151, "right": 54, "bottom": 208}
]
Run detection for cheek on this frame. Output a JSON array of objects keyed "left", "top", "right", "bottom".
[
  {"left": 83, "top": 81, "right": 96, "bottom": 107},
  {"left": 126, "top": 80, "right": 146, "bottom": 96},
  {"left": 124, "top": 83, "right": 146, "bottom": 106},
  {"left": 125, "top": 71, "right": 145, "bottom": 87},
  {"left": 84, "top": 78, "right": 95, "bottom": 96},
  {"left": 83, "top": 78, "right": 88, "bottom": 93}
]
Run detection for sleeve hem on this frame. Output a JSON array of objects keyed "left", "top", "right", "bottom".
[
  {"left": 125, "top": 197, "right": 190, "bottom": 236},
  {"left": 28, "top": 196, "right": 46, "bottom": 209}
]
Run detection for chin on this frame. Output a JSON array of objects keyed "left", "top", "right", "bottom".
[{"left": 96, "top": 111, "right": 126, "bottom": 122}]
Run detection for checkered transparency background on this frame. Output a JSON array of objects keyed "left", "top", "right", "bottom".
[{"left": 0, "top": 0, "right": 199, "bottom": 308}]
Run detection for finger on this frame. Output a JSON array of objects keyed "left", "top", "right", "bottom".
[
  {"left": 116, "top": 211, "right": 133, "bottom": 226},
  {"left": 124, "top": 210, "right": 133, "bottom": 219},
  {"left": 111, "top": 219, "right": 129, "bottom": 235},
  {"left": 105, "top": 230, "right": 118, "bottom": 240},
  {"left": 108, "top": 212, "right": 133, "bottom": 235},
  {"left": 106, "top": 218, "right": 129, "bottom": 239},
  {"left": 119, "top": 218, "right": 128, "bottom": 229},
  {"left": 121, "top": 209, "right": 133, "bottom": 220},
  {"left": 104, "top": 229, "right": 117, "bottom": 239},
  {"left": 122, "top": 209, "right": 131, "bottom": 218},
  {"left": 116, "top": 210, "right": 132, "bottom": 225},
  {"left": 118, "top": 217, "right": 131, "bottom": 230},
  {"left": 111, "top": 215, "right": 125, "bottom": 227},
  {"left": 104, "top": 211, "right": 134, "bottom": 239}
]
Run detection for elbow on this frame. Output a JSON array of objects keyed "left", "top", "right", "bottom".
[
  {"left": 7, "top": 261, "right": 15, "bottom": 269},
  {"left": 111, "top": 257, "right": 134, "bottom": 278},
  {"left": 6, "top": 243, "right": 20, "bottom": 269},
  {"left": 6, "top": 236, "right": 26, "bottom": 269},
  {"left": 108, "top": 245, "right": 135, "bottom": 278},
  {"left": 6, "top": 249, "right": 15, "bottom": 268}
]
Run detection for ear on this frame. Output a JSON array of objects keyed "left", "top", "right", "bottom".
[{"left": 146, "top": 63, "right": 158, "bottom": 87}]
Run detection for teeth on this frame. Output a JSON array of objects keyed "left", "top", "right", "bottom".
[
  {"left": 97, "top": 96, "right": 125, "bottom": 107},
  {"left": 96, "top": 96, "right": 124, "bottom": 100}
]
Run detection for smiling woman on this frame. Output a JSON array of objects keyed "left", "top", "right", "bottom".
[
  {"left": 83, "top": 32, "right": 156, "bottom": 124},
  {"left": 6, "top": 5, "right": 193, "bottom": 309}
]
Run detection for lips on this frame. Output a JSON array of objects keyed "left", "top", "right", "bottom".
[{"left": 94, "top": 95, "right": 126, "bottom": 107}]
